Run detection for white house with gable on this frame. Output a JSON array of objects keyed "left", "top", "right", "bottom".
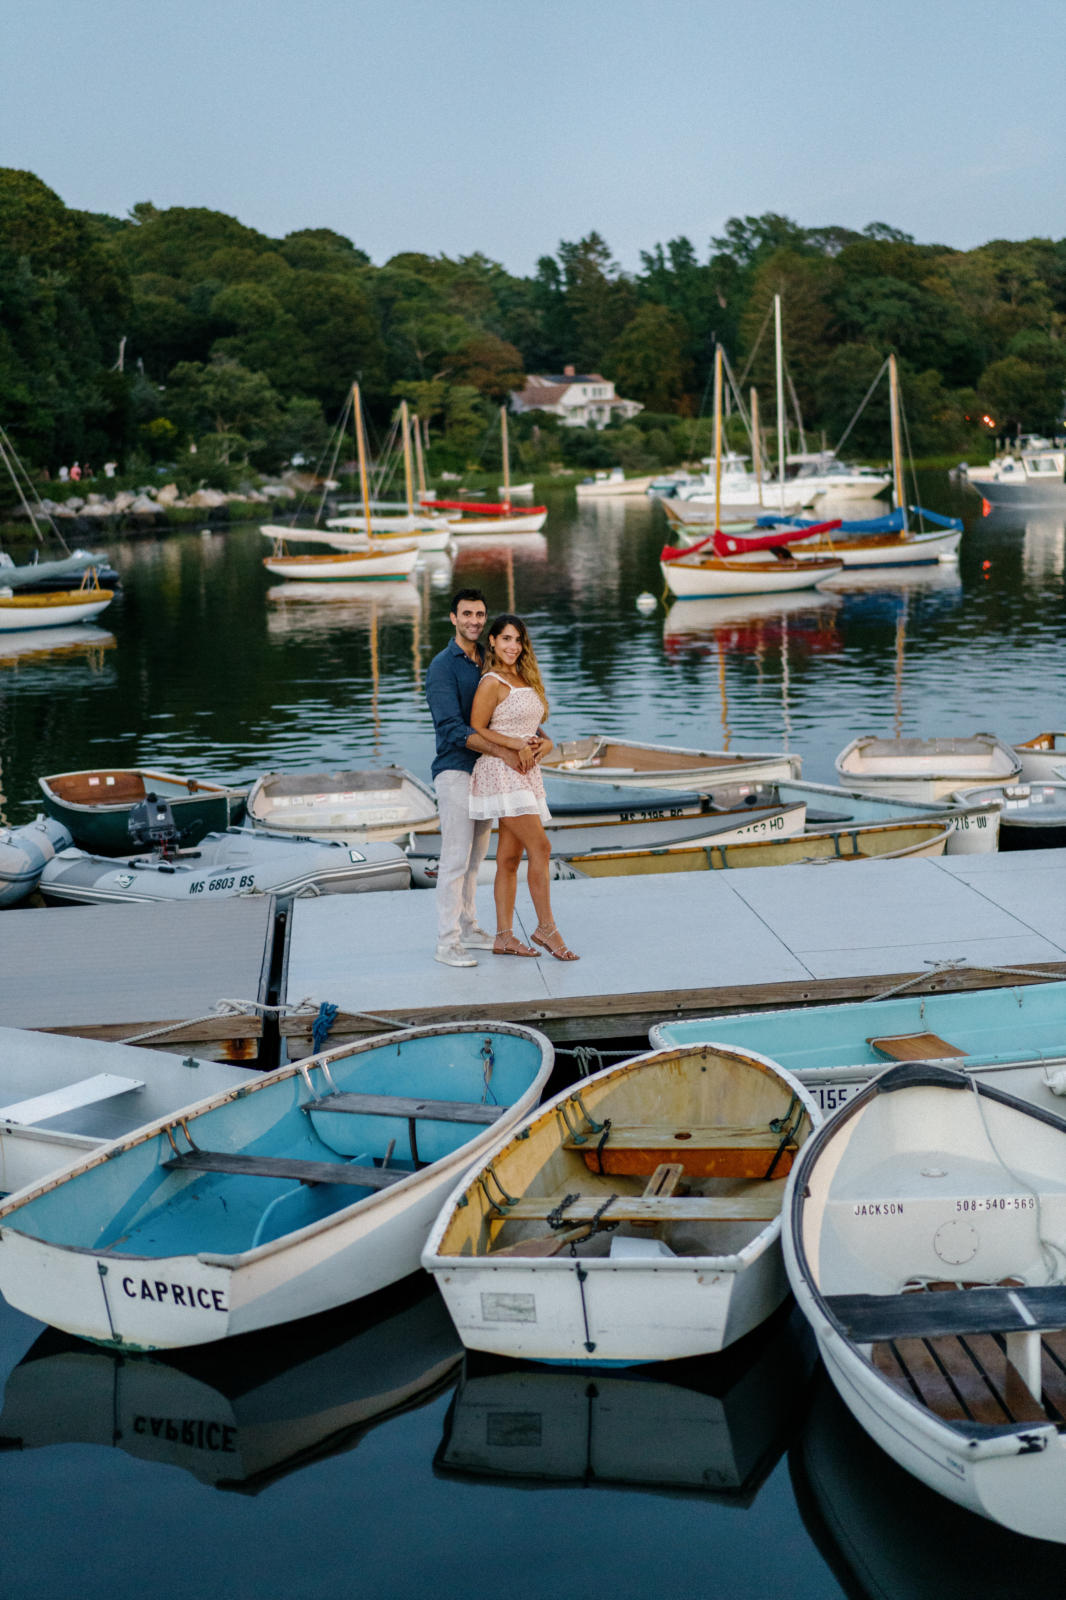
[{"left": 511, "top": 366, "right": 643, "bottom": 430}]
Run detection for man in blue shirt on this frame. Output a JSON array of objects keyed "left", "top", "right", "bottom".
[{"left": 425, "top": 588, "right": 529, "bottom": 966}]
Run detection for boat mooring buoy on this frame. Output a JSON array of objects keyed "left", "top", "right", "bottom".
[{"left": 635, "top": 592, "right": 657, "bottom": 614}]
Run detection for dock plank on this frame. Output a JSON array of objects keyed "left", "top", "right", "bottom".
[
  {"left": 0, "top": 899, "right": 275, "bottom": 1059},
  {"left": 279, "top": 856, "right": 1066, "bottom": 1047}
]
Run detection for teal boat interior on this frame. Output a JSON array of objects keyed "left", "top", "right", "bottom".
[
  {"left": 651, "top": 981, "right": 1066, "bottom": 1075},
  {"left": 5, "top": 1029, "right": 545, "bottom": 1261}
]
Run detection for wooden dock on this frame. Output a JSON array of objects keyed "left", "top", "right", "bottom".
[
  {"left": 0, "top": 898, "right": 276, "bottom": 1061},
  {"left": 279, "top": 850, "right": 1066, "bottom": 1052}
]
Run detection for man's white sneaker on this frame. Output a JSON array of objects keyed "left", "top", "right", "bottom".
[
  {"left": 460, "top": 926, "right": 496, "bottom": 950},
  {"left": 435, "top": 941, "right": 477, "bottom": 967}
]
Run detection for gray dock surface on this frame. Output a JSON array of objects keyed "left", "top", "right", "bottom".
[
  {"left": 0, "top": 898, "right": 276, "bottom": 1060},
  {"left": 280, "top": 850, "right": 1066, "bottom": 1049}
]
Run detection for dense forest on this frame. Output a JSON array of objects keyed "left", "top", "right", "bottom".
[{"left": 2, "top": 166, "right": 1065, "bottom": 488}]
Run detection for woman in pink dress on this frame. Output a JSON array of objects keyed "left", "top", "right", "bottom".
[{"left": 469, "top": 615, "right": 578, "bottom": 960}]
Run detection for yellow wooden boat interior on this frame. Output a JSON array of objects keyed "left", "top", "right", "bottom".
[
  {"left": 435, "top": 1046, "right": 814, "bottom": 1263},
  {"left": 44, "top": 769, "right": 225, "bottom": 805}
]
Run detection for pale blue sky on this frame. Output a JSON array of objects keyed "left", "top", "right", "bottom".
[{"left": 4, "top": 0, "right": 1065, "bottom": 272}]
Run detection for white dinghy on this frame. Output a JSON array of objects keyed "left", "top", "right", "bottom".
[
  {"left": 0, "top": 1028, "right": 258, "bottom": 1195},
  {"left": 246, "top": 766, "right": 438, "bottom": 843},
  {"left": 835, "top": 733, "right": 1021, "bottom": 802},
  {"left": 784, "top": 1061, "right": 1066, "bottom": 1543},
  {"left": 423, "top": 1043, "right": 818, "bottom": 1367},
  {"left": 0, "top": 1022, "right": 553, "bottom": 1351},
  {"left": 38, "top": 827, "right": 411, "bottom": 907}
]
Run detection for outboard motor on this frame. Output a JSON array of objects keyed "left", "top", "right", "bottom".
[{"left": 127, "top": 792, "right": 181, "bottom": 857}]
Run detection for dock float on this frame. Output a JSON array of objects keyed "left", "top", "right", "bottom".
[
  {"left": 0, "top": 898, "right": 275, "bottom": 1061},
  {"left": 279, "top": 850, "right": 1066, "bottom": 1051}
]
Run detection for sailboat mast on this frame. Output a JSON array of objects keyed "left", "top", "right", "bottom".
[
  {"left": 353, "top": 382, "right": 373, "bottom": 542},
  {"left": 713, "top": 345, "right": 723, "bottom": 529},
  {"left": 500, "top": 405, "right": 511, "bottom": 503},
  {"left": 774, "top": 293, "right": 786, "bottom": 512},
  {"left": 889, "top": 352, "right": 906, "bottom": 527},
  {"left": 400, "top": 398, "right": 415, "bottom": 515},
  {"left": 750, "top": 388, "right": 763, "bottom": 507},
  {"left": 413, "top": 415, "right": 427, "bottom": 499}
]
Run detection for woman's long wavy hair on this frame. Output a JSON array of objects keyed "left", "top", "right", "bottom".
[{"left": 483, "top": 614, "right": 548, "bottom": 717}]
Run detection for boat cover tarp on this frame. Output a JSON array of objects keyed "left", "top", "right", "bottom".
[
  {"left": 757, "top": 509, "right": 906, "bottom": 535},
  {"left": 661, "top": 519, "right": 842, "bottom": 563}
]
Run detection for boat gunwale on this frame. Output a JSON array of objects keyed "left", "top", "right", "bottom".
[
  {"left": 785, "top": 1064, "right": 1066, "bottom": 1450},
  {"left": 424, "top": 1041, "right": 820, "bottom": 1273},
  {"left": 39, "top": 767, "right": 239, "bottom": 814},
  {"left": 0, "top": 1021, "right": 555, "bottom": 1270}
]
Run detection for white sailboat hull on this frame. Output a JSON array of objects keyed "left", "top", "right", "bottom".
[
  {"left": 0, "top": 594, "right": 112, "bottom": 630},
  {"left": 262, "top": 548, "right": 419, "bottom": 581},
  {"left": 662, "top": 556, "right": 843, "bottom": 598},
  {"left": 446, "top": 511, "right": 547, "bottom": 534}
]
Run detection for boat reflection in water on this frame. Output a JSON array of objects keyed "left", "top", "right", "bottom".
[
  {"left": 0, "top": 626, "right": 116, "bottom": 665},
  {"left": 792, "top": 1372, "right": 1066, "bottom": 1596},
  {"left": 436, "top": 1304, "right": 814, "bottom": 1505},
  {"left": 0, "top": 1275, "right": 461, "bottom": 1494}
]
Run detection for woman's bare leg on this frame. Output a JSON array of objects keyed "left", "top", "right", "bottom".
[
  {"left": 500, "top": 812, "right": 580, "bottom": 961},
  {"left": 494, "top": 820, "right": 522, "bottom": 933}
]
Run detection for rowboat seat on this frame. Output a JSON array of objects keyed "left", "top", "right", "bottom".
[
  {"left": 562, "top": 1123, "right": 797, "bottom": 1180},
  {"left": 305, "top": 1091, "right": 506, "bottom": 1166},
  {"left": 831, "top": 1285, "right": 1066, "bottom": 1428},
  {"left": 490, "top": 1177, "right": 787, "bottom": 1225},
  {"left": 305, "top": 1092, "right": 505, "bottom": 1125},
  {"left": 0, "top": 1074, "right": 145, "bottom": 1126},
  {"left": 868, "top": 1031, "right": 966, "bottom": 1062},
  {"left": 163, "top": 1151, "right": 407, "bottom": 1189}
]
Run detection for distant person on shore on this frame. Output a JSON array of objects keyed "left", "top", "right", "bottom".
[
  {"left": 57, "top": 465, "right": 69, "bottom": 483},
  {"left": 425, "top": 588, "right": 529, "bottom": 968},
  {"left": 69, "top": 462, "right": 82, "bottom": 483},
  {"left": 103, "top": 461, "right": 117, "bottom": 479},
  {"left": 469, "top": 615, "right": 578, "bottom": 961}
]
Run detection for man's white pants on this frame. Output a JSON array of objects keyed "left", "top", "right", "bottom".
[{"left": 434, "top": 770, "right": 492, "bottom": 945}]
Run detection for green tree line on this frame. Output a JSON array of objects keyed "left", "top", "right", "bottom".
[{"left": 3, "top": 167, "right": 1065, "bottom": 486}]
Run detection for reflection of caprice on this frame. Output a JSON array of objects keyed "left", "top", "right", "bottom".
[
  {"left": 436, "top": 1303, "right": 814, "bottom": 1504},
  {"left": 792, "top": 1372, "right": 1066, "bottom": 1600},
  {"left": 0, "top": 1276, "right": 461, "bottom": 1494},
  {"left": 0, "top": 626, "right": 116, "bottom": 664}
]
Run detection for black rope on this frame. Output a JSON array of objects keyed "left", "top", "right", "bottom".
[{"left": 594, "top": 1118, "right": 613, "bottom": 1175}]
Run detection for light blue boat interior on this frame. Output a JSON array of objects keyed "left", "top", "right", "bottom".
[
  {"left": 7, "top": 1030, "right": 544, "bottom": 1260},
  {"left": 653, "top": 982, "right": 1066, "bottom": 1075}
]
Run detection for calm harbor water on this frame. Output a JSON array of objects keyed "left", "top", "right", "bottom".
[{"left": 0, "top": 478, "right": 1064, "bottom": 1594}]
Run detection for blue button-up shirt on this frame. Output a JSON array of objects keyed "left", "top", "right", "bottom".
[{"left": 426, "top": 639, "right": 485, "bottom": 778}]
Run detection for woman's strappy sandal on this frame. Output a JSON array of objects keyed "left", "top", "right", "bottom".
[
  {"left": 493, "top": 929, "right": 541, "bottom": 957},
  {"left": 532, "top": 923, "right": 579, "bottom": 961}
]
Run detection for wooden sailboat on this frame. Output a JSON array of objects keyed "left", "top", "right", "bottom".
[
  {"left": 324, "top": 401, "right": 452, "bottom": 551},
  {"left": 773, "top": 354, "right": 964, "bottom": 568},
  {"left": 434, "top": 408, "right": 548, "bottom": 535},
  {"left": 263, "top": 386, "right": 420, "bottom": 582},
  {"left": 661, "top": 346, "right": 843, "bottom": 598}
]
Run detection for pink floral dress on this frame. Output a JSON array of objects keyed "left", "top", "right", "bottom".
[{"left": 469, "top": 674, "right": 551, "bottom": 823}]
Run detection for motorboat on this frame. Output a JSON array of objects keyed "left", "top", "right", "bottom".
[
  {"left": 38, "top": 767, "right": 246, "bottom": 854},
  {"left": 38, "top": 827, "right": 412, "bottom": 908},
  {"left": 960, "top": 446, "right": 1066, "bottom": 508},
  {"left": 0, "top": 815, "right": 72, "bottom": 906}
]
